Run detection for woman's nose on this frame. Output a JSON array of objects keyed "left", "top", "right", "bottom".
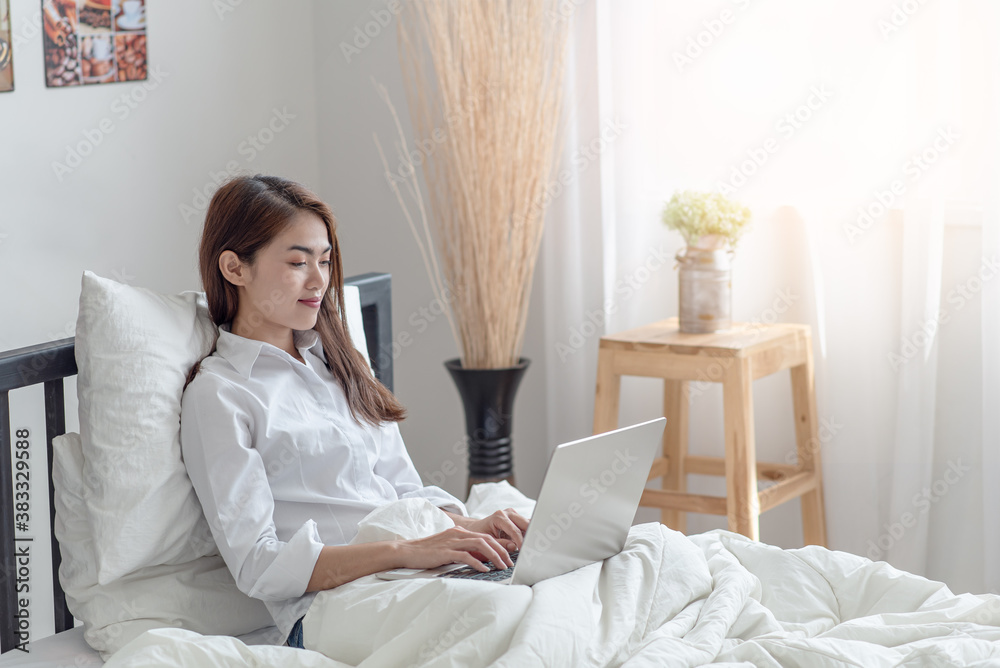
[{"left": 307, "top": 262, "right": 327, "bottom": 291}]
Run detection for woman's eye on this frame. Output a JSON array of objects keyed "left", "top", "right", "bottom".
[{"left": 289, "top": 260, "right": 330, "bottom": 268}]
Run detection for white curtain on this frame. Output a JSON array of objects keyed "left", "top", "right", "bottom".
[{"left": 543, "top": 0, "right": 1000, "bottom": 594}]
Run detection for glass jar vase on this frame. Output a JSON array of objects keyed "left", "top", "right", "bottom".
[{"left": 677, "top": 247, "right": 733, "bottom": 333}]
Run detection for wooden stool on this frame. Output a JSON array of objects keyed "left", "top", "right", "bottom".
[{"left": 592, "top": 317, "right": 826, "bottom": 546}]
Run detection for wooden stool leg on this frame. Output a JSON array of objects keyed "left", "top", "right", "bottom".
[
  {"left": 723, "top": 357, "right": 759, "bottom": 540},
  {"left": 791, "top": 339, "right": 827, "bottom": 547},
  {"left": 661, "top": 379, "right": 688, "bottom": 532},
  {"left": 593, "top": 348, "right": 621, "bottom": 435}
]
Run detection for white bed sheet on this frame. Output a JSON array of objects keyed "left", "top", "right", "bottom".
[
  {"left": 11, "top": 483, "right": 1000, "bottom": 667},
  {"left": 100, "top": 484, "right": 1000, "bottom": 668},
  {"left": 0, "top": 627, "right": 102, "bottom": 668},
  {"left": 0, "top": 625, "right": 284, "bottom": 667}
]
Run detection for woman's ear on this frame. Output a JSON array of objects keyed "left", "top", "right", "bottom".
[{"left": 219, "top": 250, "right": 249, "bottom": 287}]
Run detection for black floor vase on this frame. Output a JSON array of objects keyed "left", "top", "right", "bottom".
[{"left": 445, "top": 357, "right": 529, "bottom": 491}]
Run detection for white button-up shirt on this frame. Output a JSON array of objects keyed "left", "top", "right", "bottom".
[{"left": 180, "top": 324, "right": 466, "bottom": 639}]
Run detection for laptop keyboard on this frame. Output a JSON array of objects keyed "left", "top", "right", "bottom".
[{"left": 438, "top": 551, "right": 519, "bottom": 581}]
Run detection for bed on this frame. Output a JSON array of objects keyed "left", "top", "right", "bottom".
[{"left": 5, "top": 271, "right": 1000, "bottom": 667}]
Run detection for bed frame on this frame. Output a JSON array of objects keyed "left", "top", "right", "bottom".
[{"left": 0, "top": 272, "right": 394, "bottom": 655}]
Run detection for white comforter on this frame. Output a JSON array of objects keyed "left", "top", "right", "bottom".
[{"left": 105, "top": 484, "right": 1000, "bottom": 667}]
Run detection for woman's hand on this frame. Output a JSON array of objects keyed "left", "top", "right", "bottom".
[
  {"left": 397, "top": 525, "right": 516, "bottom": 572},
  {"left": 307, "top": 527, "right": 510, "bottom": 593},
  {"left": 305, "top": 510, "right": 532, "bottom": 592},
  {"left": 447, "top": 508, "right": 530, "bottom": 552}
]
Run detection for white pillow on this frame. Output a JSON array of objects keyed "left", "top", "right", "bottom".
[
  {"left": 75, "top": 273, "right": 372, "bottom": 583},
  {"left": 342, "top": 284, "right": 373, "bottom": 373},
  {"left": 76, "top": 271, "right": 220, "bottom": 582},
  {"left": 52, "top": 432, "right": 276, "bottom": 660}
]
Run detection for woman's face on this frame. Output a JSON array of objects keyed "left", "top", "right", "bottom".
[{"left": 225, "top": 210, "right": 333, "bottom": 343}]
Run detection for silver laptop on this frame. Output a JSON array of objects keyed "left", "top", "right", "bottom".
[{"left": 376, "top": 417, "right": 666, "bottom": 586}]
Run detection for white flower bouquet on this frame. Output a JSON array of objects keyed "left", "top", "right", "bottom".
[{"left": 661, "top": 190, "right": 752, "bottom": 249}]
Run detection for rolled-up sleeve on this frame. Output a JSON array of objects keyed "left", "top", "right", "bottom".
[
  {"left": 180, "top": 376, "right": 324, "bottom": 601},
  {"left": 374, "top": 420, "right": 468, "bottom": 516}
]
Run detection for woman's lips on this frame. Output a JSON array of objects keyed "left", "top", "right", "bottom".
[{"left": 298, "top": 298, "right": 322, "bottom": 308}]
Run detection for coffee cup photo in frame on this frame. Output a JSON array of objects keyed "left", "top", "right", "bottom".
[
  {"left": 42, "top": 0, "right": 148, "bottom": 87},
  {"left": 0, "top": 0, "right": 13, "bottom": 93}
]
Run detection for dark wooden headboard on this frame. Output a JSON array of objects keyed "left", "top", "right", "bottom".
[{"left": 0, "top": 272, "right": 394, "bottom": 654}]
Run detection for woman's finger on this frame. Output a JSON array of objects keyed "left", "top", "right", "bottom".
[
  {"left": 478, "top": 535, "right": 514, "bottom": 568},
  {"left": 419, "top": 523, "right": 520, "bottom": 571},
  {"left": 462, "top": 535, "right": 510, "bottom": 569},
  {"left": 449, "top": 550, "right": 489, "bottom": 572},
  {"left": 505, "top": 508, "right": 531, "bottom": 533},
  {"left": 493, "top": 515, "right": 524, "bottom": 549}
]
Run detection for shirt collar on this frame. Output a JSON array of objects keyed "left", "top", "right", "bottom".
[{"left": 216, "top": 324, "right": 324, "bottom": 380}]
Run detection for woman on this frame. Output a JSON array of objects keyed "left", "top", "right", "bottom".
[{"left": 180, "top": 174, "right": 529, "bottom": 650}]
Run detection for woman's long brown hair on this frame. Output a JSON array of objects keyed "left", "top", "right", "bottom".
[{"left": 184, "top": 174, "right": 405, "bottom": 426}]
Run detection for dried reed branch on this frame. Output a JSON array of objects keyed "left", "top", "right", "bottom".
[{"left": 374, "top": 0, "right": 567, "bottom": 369}]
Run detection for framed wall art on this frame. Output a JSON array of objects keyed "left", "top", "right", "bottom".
[
  {"left": 43, "top": 0, "right": 146, "bottom": 88},
  {"left": 0, "top": 0, "right": 13, "bottom": 92}
]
